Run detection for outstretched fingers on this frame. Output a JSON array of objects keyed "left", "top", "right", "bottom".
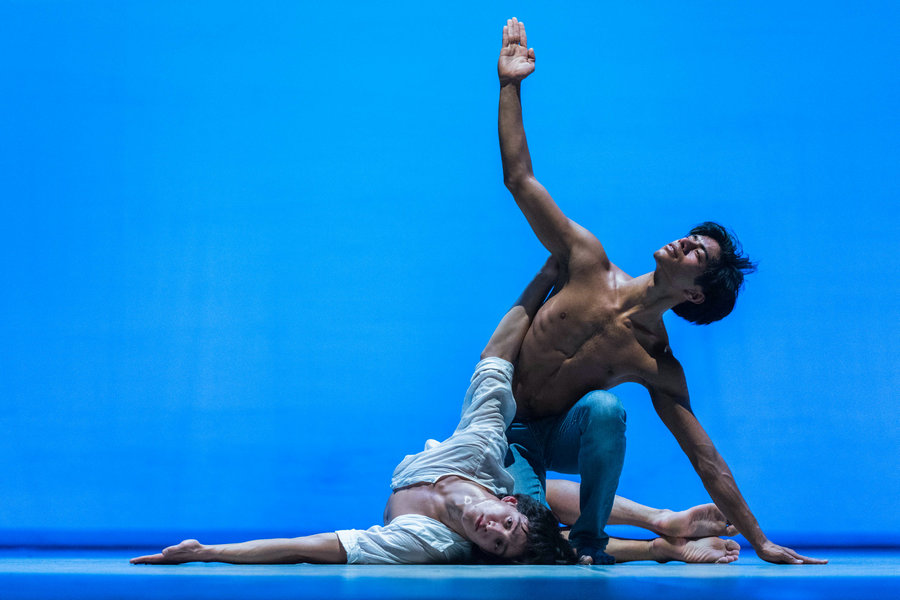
[
  {"left": 788, "top": 548, "right": 829, "bottom": 565},
  {"left": 507, "top": 18, "right": 516, "bottom": 46},
  {"left": 498, "top": 16, "right": 536, "bottom": 83},
  {"left": 130, "top": 553, "right": 165, "bottom": 565},
  {"left": 759, "top": 542, "right": 828, "bottom": 565},
  {"left": 501, "top": 17, "right": 534, "bottom": 54}
]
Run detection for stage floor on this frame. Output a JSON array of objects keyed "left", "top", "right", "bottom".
[{"left": 1, "top": 548, "right": 897, "bottom": 599}]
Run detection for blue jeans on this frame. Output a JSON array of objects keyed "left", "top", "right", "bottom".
[{"left": 505, "top": 391, "right": 626, "bottom": 560}]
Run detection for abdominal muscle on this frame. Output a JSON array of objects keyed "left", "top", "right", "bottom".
[{"left": 513, "top": 293, "right": 644, "bottom": 419}]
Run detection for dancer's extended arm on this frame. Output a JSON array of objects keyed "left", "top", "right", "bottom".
[
  {"left": 130, "top": 534, "right": 347, "bottom": 565},
  {"left": 498, "top": 18, "right": 608, "bottom": 271},
  {"left": 648, "top": 357, "right": 827, "bottom": 565}
]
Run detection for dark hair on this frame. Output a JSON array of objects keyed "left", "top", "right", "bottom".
[
  {"left": 672, "top": 221, "right": 757, "bottom": 325},
  {"left": 470, "top": 494, "right": 576, "bottom": 565}
]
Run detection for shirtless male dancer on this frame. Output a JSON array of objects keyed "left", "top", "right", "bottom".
[
  {"left": 496, "top": 18, "right": 827, "bottom": 565},
  {"left": 131, "top": 260, "right": 739, "bottom": 566}
]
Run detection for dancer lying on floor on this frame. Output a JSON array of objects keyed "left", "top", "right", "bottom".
[{"left": 131, "top": 259, "right": 737, "bottom": 566}]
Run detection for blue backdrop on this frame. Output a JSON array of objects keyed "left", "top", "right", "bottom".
[{"left": 2, "top": 1, "right": 898, "bottom": 548}]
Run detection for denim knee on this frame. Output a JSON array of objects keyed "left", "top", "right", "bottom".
[
  {"left": 574, "top": 391, "right": 626, "bottom": 433},
  {"left": 505, "top": 443, "right": 547, "bottom": 503}
]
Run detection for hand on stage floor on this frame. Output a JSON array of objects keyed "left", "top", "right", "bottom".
[
  {"left": 498, "top": 17, "right": 536, "bottom": 85},
  {"left": 756, "top": 540, "right": 828, "bottom": 565},
  {"left": 130, "top": 539, "right": 206, "bottom": 565}
]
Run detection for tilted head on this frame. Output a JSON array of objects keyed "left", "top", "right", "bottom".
[
  {"left": 666, "top": 222, "right": 757, "bottom": 325},
  {"left": 466, "top": 494, "right": 575, "bottom": 565}
]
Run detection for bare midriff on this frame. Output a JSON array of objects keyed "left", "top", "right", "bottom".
[{"left": 512, "top": 278, "right": 663, "bottom": 419}]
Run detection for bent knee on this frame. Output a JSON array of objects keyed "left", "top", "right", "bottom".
[{"left": 575, "top": 391, "right": 626, "bottom": 426}]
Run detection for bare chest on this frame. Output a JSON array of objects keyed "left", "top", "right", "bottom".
[
  {"left": 384, "top": 483, "right": 439, "bottom": 524},
  {"left": 383, "top": 476, "right": 484, "bottom": 525},
  {"left": 514, "top": 294, "right": 661, "bottom": 417}
]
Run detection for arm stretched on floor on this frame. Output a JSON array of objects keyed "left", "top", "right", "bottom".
[
  {"left": 130, "top": 534, "right": 347, "bottom": 565},
  {"left": 480, "top": 256, "right": 558, "bottom": 363}
]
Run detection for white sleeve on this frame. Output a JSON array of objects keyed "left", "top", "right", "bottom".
[
  {"left": 335, "top": 516, "right": 470, "bottom": 564},
  {"left": 455, "top": 357, "right": 516, "bottom": 435}
]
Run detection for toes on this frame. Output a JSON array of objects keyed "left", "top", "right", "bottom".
[{"left": 715, "top": 554, "right": 738, "bottom": 564}]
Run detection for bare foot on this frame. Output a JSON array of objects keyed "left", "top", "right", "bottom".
[
  {"left": 651, "top": 536, "right": 740, "bottom": 564},
  {"left": 653, "top": 504, "right": 738, "bottom": 538}
]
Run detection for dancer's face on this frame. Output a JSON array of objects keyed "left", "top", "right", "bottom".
[
  {"left": 461, "top": 496, "right": 529, "bottom": 558},
  {"left": 653, "top": 234, "right": 721, "bottom": 302}
]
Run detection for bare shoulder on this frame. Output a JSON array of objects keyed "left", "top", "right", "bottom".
[
  {"left": 643, "top": 338, "right": 689, "bottom": 403},
  {"left": 567, "top": 222, "right": 614, "bottom": 273}
]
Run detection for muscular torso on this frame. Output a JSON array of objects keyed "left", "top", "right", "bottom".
[
  {"left": 513, "top": 263, "right": 676, "bottom": 418},
  {"left": 383, "top": 476, "right": 490, "bottom": 525}
]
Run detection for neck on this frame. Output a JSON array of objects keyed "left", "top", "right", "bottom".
[{"left": 620, "top": 271, "right": 684, "bottom": 321}]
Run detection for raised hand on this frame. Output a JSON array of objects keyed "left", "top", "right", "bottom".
[
  {"left": 498, "top": 17, "right": 535, "bottom": 85},
  {"left": 130, "top": 539, "right": 208, "bottom": 565},
  {"left": 756, "top": 540, "right": 828, "bottom": 565}
]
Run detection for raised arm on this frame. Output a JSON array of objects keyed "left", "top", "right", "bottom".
[
  {"left": 130, "top": 534, "right": 347, "bottom": 565},
  {"left": 497, "top": 18, "right": 607, "bottom": 267},
  {"left": 481, "top": 256, "right": 559, "bottom": 363},
  {"left": 648, "top": 358, "right": 826, "bottom": 565}
]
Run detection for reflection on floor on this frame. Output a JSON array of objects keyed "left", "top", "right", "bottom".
[{"left": 1, "top": 548, "right": 898, "bottom": 600}]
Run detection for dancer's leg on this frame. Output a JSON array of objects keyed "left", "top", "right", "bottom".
[
  {"left": 609, "top": 494, "right": 738, "bottom": 538},
  {"left": 604, "top": 537, "right": 740, "bottom": 564},
  {"left": 548, "top": 479, "right": 737, "bottom": 537},
  {"left": 541, "top": 391, "right": 626, "bottom": 563},
  {"left": 506, "top": 423, "right": 548, "bottom": 503},
  {"left": 547, "top": 479, "right": 740, "bottom": 563}
]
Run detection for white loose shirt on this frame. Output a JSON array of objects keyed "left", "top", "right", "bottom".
[{"left": 336, "top": 357, "right": 517, "bottom": 564}]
